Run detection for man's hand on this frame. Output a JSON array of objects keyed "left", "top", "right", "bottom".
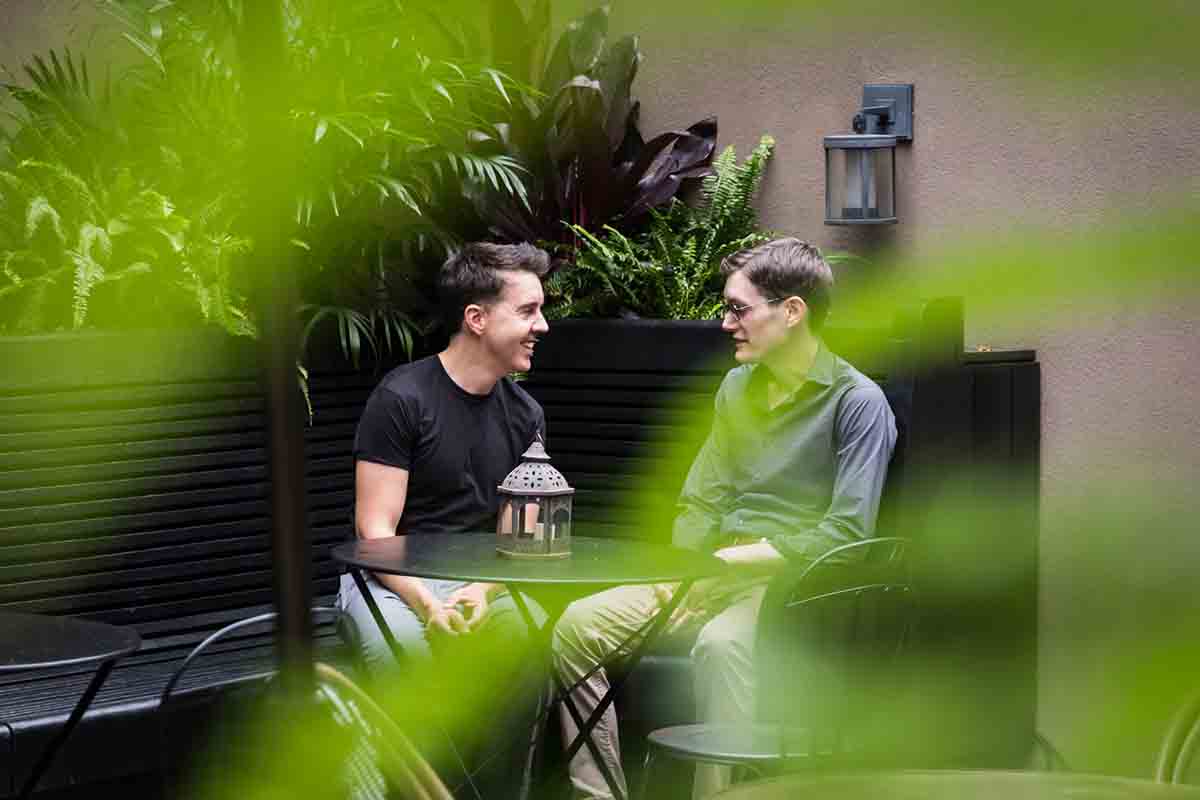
[
  {"left": 424, "top": 605, "right": 470, "bottom": 639},
  {"left": 444, "top": 582, "right": 494, "bottom": 630},
  {"left": 714, "top": 540, "right": 786, "bottom": 569}
]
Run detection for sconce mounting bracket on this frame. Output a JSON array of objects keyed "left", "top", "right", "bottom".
[{"left": 861, "top": 84, "right": 914, "bottom": 141}]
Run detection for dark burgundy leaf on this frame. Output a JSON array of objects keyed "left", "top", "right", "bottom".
[
  {"left": 598, "top": 34, "right": 640, "bottom": 150},
  {"left": 568, "top": 5, "right": 609, "bottom": 76},
  {"left": 540, "top": 20, "right": 575, "bottom": 94},
  {"left": 613, "top": 100, "right": 644, "bottom": 166},
  {"left": 686, "top": 116, "right": 718, "bottom": 142}
]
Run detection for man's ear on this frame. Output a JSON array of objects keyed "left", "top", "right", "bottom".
[
  {"left": 463, "top": 303, "right": 488, "bottom": 336},
  {"left": 784, "top": 296, "right": 808, "bottom": 329}
]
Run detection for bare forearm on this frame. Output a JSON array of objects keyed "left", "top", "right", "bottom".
[
  {"left": 355, "top": 507, "right": 437, "bottom": 619},
  {"left": 372, "top": 572, "right": 439, "bottom": 621}
]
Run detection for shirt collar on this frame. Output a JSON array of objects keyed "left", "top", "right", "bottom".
[
  {"left": 807, "top": 339, "right": 835, "bottom": 387},
  {"left": 748, "top": 339, "right": 836, "bottom": 409}
]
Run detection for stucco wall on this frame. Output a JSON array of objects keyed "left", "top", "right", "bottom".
[
  {"left": 600, "top": 3, "right": 1200, "bottom": 778},
  {"left": 0, "top": 1, "right": 105, "bottom": 80}
]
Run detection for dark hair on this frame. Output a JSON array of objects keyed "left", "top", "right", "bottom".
[
  {"left": 438, "top": 242, "right": 551, "bottom": 335},
  {"left": 720, "top": 237, "right": 833, "bottom": 332}
]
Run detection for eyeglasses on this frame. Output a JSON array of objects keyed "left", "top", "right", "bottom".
[{"left": 715, "top": 297, "right": 782, "bottom": 321}]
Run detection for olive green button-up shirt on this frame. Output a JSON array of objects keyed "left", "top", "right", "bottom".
[{"left": 671, "top": 342, "right": 897, "bottom": 562}]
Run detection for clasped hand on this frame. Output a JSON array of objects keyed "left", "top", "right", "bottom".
[
  {"left": 424, "top": 582, "right": 492, "bottom": 638},
  {"left": 660, "top": 541, "right": 785, "bottom": 635}
]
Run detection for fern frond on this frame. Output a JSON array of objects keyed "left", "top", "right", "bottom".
[{"left": 25, "top": 196, "right": 64, "bottom": 243}]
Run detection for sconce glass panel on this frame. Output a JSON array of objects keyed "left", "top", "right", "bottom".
[{"left": 824, "top": 135, "right": 897, "bottom": 225}]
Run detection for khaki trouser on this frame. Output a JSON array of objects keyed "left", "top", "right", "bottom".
[{"left": 552, "top": 578, "right": 768, "bottom": 800}]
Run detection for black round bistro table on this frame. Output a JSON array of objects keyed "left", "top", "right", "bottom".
[
  {"left": 0, "top": 612, "right": 141, "bottom": 799},
  {"left": 333, "top": 533, "right": 725, "bottom": 800},
  {"left": 711, "top": 770, "right": 1200, "bottom": 800}
]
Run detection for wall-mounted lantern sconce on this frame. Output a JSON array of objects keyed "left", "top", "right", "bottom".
[{"left": 825, "top": 83, "right": 913, "bottom": 225}]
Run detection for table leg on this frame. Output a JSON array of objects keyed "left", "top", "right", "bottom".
[
  {"left": 512, "top": 580, "right": 695, "bottom": 800},
  {"left": 18, "top": 658, "right": 118, "bottom": 799},
  {"left": 560, "top": 579, "right": 695, "bottom": 769},
  {"left": 508, "top": 588, "right": 566, "bottom": 800},
  {"left": 349, "top": 568, "right": 408, "bottom": 667}
]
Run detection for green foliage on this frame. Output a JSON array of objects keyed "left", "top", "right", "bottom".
[
  {"left": 0, "top": 0, "right": 533, "bottom": 368},
  {"left": 444, "top": 4, "right": 718, "bottom": 252},
  {"left": 547, "top": 134, "right": 775, "bottom": 320}
]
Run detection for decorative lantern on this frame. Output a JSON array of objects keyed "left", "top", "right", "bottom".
[
  {"left": 824, "top": 83, "right": 913, "bottom": 226},
  {"left": 824, "top": 134, "right": 898, "bottom": 225},
  {"left": 496, "top": 437, "right": 574, "bottom": 559}
]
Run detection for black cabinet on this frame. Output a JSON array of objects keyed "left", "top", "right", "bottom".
[{"left": 907, "top": 349, "right": 1041, "bottom": 768}]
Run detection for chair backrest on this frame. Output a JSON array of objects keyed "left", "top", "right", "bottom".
[
  {"left": 165, "top": 658, "right": 453, "bottom": 800},
  {"left": 1157, "top": 689, "right": 1200, "bottom": 784},
  {"left": 754, "top": 537, "right": 914, "bottom": 761},
  {"left": 156, "top": 606, "right": 345, "bottom": 795},
  {"left": 314, "top": 663, "right": 454, "bottom": 800}
]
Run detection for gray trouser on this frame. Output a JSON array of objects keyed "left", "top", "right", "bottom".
[
  {"left": 336, "top": 572, "right": 540, "bottom": 794},
  {"left": 552, "top": 581, "right": 767, "bottom": 800},
  {"left": 337, "top": 572, "right": 529, "bottom": 667}
]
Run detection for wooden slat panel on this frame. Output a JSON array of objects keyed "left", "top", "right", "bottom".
[
  {"left": 523, "top": 386, "right": 708, "bottom": 408},
  {"left": 0, "top": 521, "right": 341, "bottom": 586},
  {"left": 522, "top": 371, "right": 724, "bottom": 390},
  {"left": 3, "top": 563, "right": 341, "bottom": 621},
  {"left": 534, "top": 404, "right": 694, "bottom": 425},
  {"left": 0, "top": 383, "right": 261, "bottom": 415},
  {"left": 0, "top": 464, "right": 271, "bottom": 509},
  {"left": 0, "top": 482, "right": 269, "bottom": 527},
  {"left": 0, "top": 413, "right": 267, "bottom": 452},
  {"left": 0, "top": 517, "right": 280, "bottom": 563},
  {"left": 0, "top": 479, "right": 349, "bottom": 532},
  {"left": 1, "top": 432, "right": 266, "bottom": 471},
  {"left": 303, "top": 422, "right": 357, "bottom": 443},
  {"left": 0, "top": 450, "right": 270, "bottom": 493},
  {"left": 0, "top": 498, "right": 270, "bottom": 546},
  {"left": 0, "top": 396, "right": 266, "bottom": 435}
]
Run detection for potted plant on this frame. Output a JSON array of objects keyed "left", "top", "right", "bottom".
[{"left": 0, "top": 0, "right": 538, "bottom": 386}]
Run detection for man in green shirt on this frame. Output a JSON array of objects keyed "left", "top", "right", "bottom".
[{"left": 553, "top": 238, "right": 898, "bottom": 799}]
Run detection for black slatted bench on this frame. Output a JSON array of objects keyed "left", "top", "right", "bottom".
[{"left": 0, "top": 331, "right": 380, "bottom": 797}]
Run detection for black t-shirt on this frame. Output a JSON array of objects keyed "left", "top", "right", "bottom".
[{"left": 353, "top": 354, "right": 546, "bottom": 536}]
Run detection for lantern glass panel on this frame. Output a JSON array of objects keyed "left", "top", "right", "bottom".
[
  {"left": 549, "top": 498, "right": 572, "bottom": 541},
  {"left": 497, "top": 498, "right": 515, "bottom": 536},
  {"left": 523, "top": 497, "right": 543, "bottom": 539},
  {"left": 824, "top": 138, "right": 897, "bottom": 224}
]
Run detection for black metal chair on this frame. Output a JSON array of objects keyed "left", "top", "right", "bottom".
[
  {"left": 156, "top": 608, "right": 457, "bottom": 799},
  {"left": 313, "top": 661, "right": 455, "bottom": 800},
  {"left": 1156, "top": 689, "right": 1200, "bottom": 784},
  {"left": 639, "top": 537, "right": 914, "bottom": 796},
  {"left": 157, "top": 607, "right": 343, "bottom": 792}
]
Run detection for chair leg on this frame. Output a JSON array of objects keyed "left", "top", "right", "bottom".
[{"left": 637, "top": 747, "right": 659, "bottom": 800}]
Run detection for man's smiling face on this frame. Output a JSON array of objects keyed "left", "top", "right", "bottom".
[{"left": 480, "top": 269, "right": 549, "bottom": 373}]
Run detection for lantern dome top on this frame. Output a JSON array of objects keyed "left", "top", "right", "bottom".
[{"left": 498, "top": 439, "right": 574, "bottom": 497}]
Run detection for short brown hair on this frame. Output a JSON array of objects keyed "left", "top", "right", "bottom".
[
  {"left": 720, "top": 238, "right": 833, "bottom": 332},
  {"left": 438, "top": 242, "right": 550, "bottom": 334}
]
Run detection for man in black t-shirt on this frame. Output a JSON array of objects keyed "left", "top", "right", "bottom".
[{"left": 337, "top": 242, "right": 549, "bottom": 669}]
